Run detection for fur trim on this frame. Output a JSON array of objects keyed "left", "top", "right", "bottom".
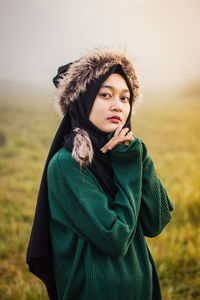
[
  {"left": 72, "top": 128, "right": 94, "bottom": 166},
  {"left": 54, "top": 48, "right": 140, "bottom": 117}
]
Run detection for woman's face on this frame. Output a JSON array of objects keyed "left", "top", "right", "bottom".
[{"left": 89, "top": 73, "right": 131, "bottom": 133}]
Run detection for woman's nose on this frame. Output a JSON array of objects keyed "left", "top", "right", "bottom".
[{"left": 110, "top": 96, "right": 123, "bottom": 111}]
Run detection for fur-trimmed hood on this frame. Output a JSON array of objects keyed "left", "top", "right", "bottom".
[{"left": 54, "top": 48, "right": 140, "bottom": 117}]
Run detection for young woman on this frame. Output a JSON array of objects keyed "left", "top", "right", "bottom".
[{"left": 27, "top": 49, "right": 174, "bottom": 300}]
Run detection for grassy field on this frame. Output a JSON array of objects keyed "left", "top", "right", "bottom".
[{"left": 0, "top": 89, "right": 200, "bottom": 299}]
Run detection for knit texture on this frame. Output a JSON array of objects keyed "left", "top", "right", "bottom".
[{"left": 47, "top": 136, "right": 174, "bottom": 300}]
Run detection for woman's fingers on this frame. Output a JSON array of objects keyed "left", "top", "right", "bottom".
[
  {"left": 103, "top": 129, "right": 134, "bottom": 152},
  {"left": 113, "top": 125, "right": 123, "bottom": 137},
  {"left": 101, "top": 128, "right": 134, "bottom": 153},
  {"left": 119, "top": 127, "right": 130, "bottom": 137},
  {"left": 101, "top": 126, "right": 123, "bottom": 151},
  {"left": 109, "top": 133, "right": 134, "bottom": 150},
  {"left": 103, "top": 128, "right": 129, "bottom": 151}
]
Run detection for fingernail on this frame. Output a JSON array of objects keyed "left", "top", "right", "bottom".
[{"left": 108, "top": 146, "right": 112, "bottom": 150}]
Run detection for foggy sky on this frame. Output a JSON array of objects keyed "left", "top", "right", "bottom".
[{"left": 0, "top": 0, "right": 200, "bottom": 92}]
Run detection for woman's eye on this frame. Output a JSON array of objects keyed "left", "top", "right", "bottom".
[
  {"left": 100, "top": 93, "right": 110, "bottom": 98},
  {"left": 121, "top": 96, "right": 130, "bottom": 102}
]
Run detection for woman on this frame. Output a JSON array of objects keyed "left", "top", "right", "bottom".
[{"left": 27, "top": 49, "right": 174, "bottom": 300}]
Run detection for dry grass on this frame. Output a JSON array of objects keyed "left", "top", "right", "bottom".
[{"left": 0, "top": 90, "right": 199, "bottom": 299}]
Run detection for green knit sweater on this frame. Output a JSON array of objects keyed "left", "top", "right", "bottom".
[{"left": 47, "top": 136, "right": 174, "bottom": 300}]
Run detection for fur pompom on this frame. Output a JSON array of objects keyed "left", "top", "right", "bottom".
[{"left": 72, "top": 128, "right": 94, "bottom": 166}]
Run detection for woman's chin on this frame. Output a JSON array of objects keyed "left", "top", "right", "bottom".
[{"left": 101, "top": 123, "right": 121, "bottom": 133}]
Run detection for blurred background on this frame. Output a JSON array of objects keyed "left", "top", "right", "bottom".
[{"left": 0, "top": 0, "right": 199, "bottom": 299}]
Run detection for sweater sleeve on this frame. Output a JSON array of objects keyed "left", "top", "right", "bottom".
[
  {"left": 47, "top": 142, "right": 142, "bottom": 258},
  {"left": 138, "top": 141, "right": 174, "bottom": 237}
]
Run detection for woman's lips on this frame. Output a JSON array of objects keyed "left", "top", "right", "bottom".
[{"left": 107, "top": 116, "right": 121, "bottom": 123}]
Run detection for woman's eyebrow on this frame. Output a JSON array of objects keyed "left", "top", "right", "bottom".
[{"left": 101, "top": 85, "right": 130, "bottom": 93}]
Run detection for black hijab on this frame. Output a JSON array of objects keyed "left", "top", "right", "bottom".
[
  {"left": 26, "top": 64, "right": 133, "bottom": 300},
  {"left": 63, "top": 64, "right": 133, "bottom": 199}
]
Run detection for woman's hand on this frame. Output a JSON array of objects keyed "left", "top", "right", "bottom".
[{"left": 100, "top": 125, "right": 134, "bottom": 153}]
